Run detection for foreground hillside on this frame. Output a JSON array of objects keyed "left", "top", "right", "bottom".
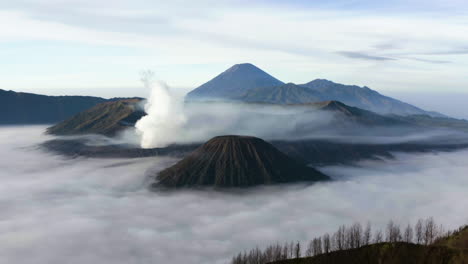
[
  {"left": 231, "top": 221, "right": 468, "bottom": 264},
  {"left": 271, "top": 242, "right": 466, "bottom": 264},
  {"left": 0, "top": 89, "right": 108, "bottom": 124}
]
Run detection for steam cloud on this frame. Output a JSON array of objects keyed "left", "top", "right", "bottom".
[
  {"left": 2, "top": 126, "right": 468, "bottom": 264},
  {"left": 135, "top": 71, "right": 186, "bottom": 148}
]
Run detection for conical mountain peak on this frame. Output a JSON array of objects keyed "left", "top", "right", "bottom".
[
  {"left": 154, "top": 135, "right": 329, "bottom": 188},
  {"left": 186, "top": 63, "right": 284, "bottom": 100}
]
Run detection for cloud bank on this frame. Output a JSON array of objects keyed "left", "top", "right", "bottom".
[{"left": 1, "top": 126, "right": 468, "bottom": 264}]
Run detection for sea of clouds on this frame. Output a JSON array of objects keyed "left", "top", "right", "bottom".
[{"left": 1, "top": 126, "right": 468, "bottom": 264}]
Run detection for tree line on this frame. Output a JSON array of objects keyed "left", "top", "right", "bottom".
[{"left": 230, "top": 217, "right": 453, "bottom": 264}]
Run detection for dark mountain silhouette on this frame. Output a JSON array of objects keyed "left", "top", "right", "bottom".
[
  {"left": 154, "top": 135, "right": 329, "bottom": 188},
  {"left": 0, "top": 89, "right": 108, "bottom": 124},
  {"left": 47, "top": 99, "right": 145, "bottom": 136},
  {"left": 186, "top": 63, "right": 284, "bottom": 100},
  {"left": 300, "top": 79, "right": 444, "bottom": 117}
]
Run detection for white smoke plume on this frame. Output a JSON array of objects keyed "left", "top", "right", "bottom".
[{"left": 135, "top": 71, "right": 186, "bottom": 148}]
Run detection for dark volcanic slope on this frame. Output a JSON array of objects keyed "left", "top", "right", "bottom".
[
  {"left": 47, "top": 99, "right": 145, "bottom": 136},
  {"left": 155, "top": 136, "right": 329, "bottom": 188}
]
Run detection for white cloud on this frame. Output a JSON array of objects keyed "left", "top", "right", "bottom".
[
  {"left": 1, "top": 1, "right": 468, "bottom": 109},
  {"left": 1, "top": 126, "right": 468, "bottom": 263}
]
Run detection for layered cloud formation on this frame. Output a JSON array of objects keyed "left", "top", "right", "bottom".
[
  {"left": 1, "top": 126, "right": 468, "bottom": 264},
  {"left": 1, "top": 0, "right": 468, "bottom": 99}
]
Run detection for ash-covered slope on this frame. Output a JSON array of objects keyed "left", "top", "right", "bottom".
[
  {"left": 154, "top": 135, "right": 329, "bottom": 188},
  {"left": 47, "top": 98, "right": 145, "bottom": 136}
]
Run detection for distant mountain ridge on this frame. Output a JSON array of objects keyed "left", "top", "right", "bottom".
[
  {"left": 185, "top": 63, "right": 444, "bottom": 117},
  {"left": 0, "top": 89, "right": 140, "bottom": 125},
  {"left": 0, "top": 89, "right": 108, "bottom": 124},
  {"left": 300, "top": 79, "right": 444, "bottom": 117}
]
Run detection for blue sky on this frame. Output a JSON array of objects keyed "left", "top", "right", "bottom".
[{"left": 1, "top": 0, "right": 468, "bottom": 109}]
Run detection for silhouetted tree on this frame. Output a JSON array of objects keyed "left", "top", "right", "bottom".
[
  {"left": 294, "top": 241, "right": 301, "bottom": 259},
  {"left": 312, "top": 237, "right": 323, "bottom": 256},
  {"left": 424, "top": 217, "right": 437, "bottom": 245},
  {"left": 415, "top": 219, "right": 424, "bottom": 244},
  {"left": 386, "top": 220, "right": 402, "bottom": 243},
  {"left": 404, "top": 224, "right": 414, "bottom": 243},
  {"left": 305, "top": 240, "right": 314, "bottom": 257},
  {"left": 363, "top": 222, "right": 372, "bottom": 246},
  {"left": 374, "top": 229, "right": 383, "bottom": 243},
  {"left": 230, "top": 217, "right": 448, "bottom": 264},
  {"left": 323, "top": 233, "right": 331, "bottom": 254}
]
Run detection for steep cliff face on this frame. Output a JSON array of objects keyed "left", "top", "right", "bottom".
[{"left": 154, "top": 135, "right": 329, "bottom": 188}]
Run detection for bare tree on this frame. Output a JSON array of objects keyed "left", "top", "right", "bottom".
[
  {"left": 335, "top": 225, "right": 346, "bottom": 250},
  {"left": 305, "top": 240, "right": 314, "bottom": 257},
  {"left": 323, "top": 233, "right": 331, "bottom": 254},
  {"left": 294, "top": 241, "right": 301, "bottom": 259},
  {"left": 363, "top": 222, "right": 372, "bottom": 246},
  {"left": 424, "top": 217, "right": 438, "bottom": 245},
  {"left": 351, "top": 223, "right": 363, "bottom": 248},
  {"left": 403, "top": 224, "right": 414, "bottom": 243},
  {"left": 374, "top": 229, "right": 383, "bottom": 243},
  {"left": 289, "top": 241, "right": 295, "bottom": 259},
  {"left": 312, "top": 237, "right": 323, "bottom": 256},
  {"left": 282, "top": 243, "right": 289, "bottom": 260},
  {"left": 415, "top": 219, "right": 423, "bottom": 244},
  {"left": 386, "top": 220, "right": 402, "bottom": 243}
]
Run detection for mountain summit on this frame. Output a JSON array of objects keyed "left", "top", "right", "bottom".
[
  {"left": 154, "top": 135, "right": 329, "bottom": 188},
  {"left": 186, "top": 63, "right": 284, "bottom": 100}
]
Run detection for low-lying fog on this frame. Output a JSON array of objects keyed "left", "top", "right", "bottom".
[{"left": 1, "top": 126, "right": 468, "bottom": 264}]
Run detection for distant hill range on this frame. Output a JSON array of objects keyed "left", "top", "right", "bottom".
[
  {"left": 47, "top": 98, "right": 145, "bottom": 136},
  {"left": 0, "top": 89, "right": 132, "bottom": 124},
  {"left": 186, "top": 63, "right": 444, "bottom": 117}
]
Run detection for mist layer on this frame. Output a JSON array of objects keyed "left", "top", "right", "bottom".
[{"left": 1, "top": 126, "right": 467, "bottom": 264}]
